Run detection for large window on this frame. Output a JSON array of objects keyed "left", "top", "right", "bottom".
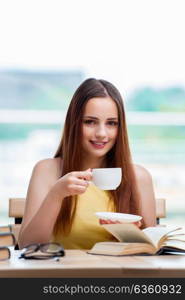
[
  {"left": 0, "top": 69, "right": 84, "bottom": 224},
  {"left": 0, "top": 71, "right": 184, "bottom": 228}
]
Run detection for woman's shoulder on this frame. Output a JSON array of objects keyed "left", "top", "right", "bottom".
[
  {"left": 133, "top": 164, "right": 152, "bottom": 183},
  {"left": 33, "top": 157, "right": 62, "bottom": 179}
]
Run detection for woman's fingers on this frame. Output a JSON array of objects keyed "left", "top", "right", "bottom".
[
  {"left": 57, "top": 169, "right": 92, "bottom": 198},
  {"left": 69, "top": 184, "right": 87, "bottom": 194},
  {"left": 99, "top": 219, "right": 141, "bottom": 226},
  {"left": 72, "top": 178, "right": 89, "bottom": 187},
  {"left": 133, "top": 221, "right": 142, "bottom": 228},
  {"left": 99, "top": 219, "right": 121, "bottom": 224},
  {"left": 71, "top": 170, "right": 92, "bottom": 181}
]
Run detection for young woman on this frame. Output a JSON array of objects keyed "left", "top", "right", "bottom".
[{"left": 18, "top": 78, "right": 156, "bottom": 249}]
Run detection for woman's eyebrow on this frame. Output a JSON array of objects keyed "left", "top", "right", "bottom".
[
  {"left": 84, "top": 116, "right": 118, "bottom": 120},
  {"left": 83, "top": 116, "right": 98, "bottom": 119}
]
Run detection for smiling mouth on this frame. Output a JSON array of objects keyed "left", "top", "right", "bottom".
[{"left": 90, "top": 141, "right": 108, "bottom": 149}]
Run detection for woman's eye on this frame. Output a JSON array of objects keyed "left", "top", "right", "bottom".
[
  {"left": 107, "top": 121, "right": 118, "bottom": 126},
  {"left": 83, "top": 120, "right": 118, "bottom": 126},
  {"left": 83, "top": 119, "right": 95, "bottom": 125}
]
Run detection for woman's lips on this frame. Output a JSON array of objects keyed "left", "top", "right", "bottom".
[{"left": 90, "top": 141, "right": 107, "bottom": 149}]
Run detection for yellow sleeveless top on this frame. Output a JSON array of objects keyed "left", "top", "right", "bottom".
[{"left": 53, "top": 183, "right": 116, "bottom": 249}]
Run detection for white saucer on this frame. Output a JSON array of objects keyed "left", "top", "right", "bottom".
[{"left": 95, "top": 212, "right": 142, "bottom": 223}]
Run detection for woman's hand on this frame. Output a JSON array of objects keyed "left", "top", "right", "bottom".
[
  {"left": 99, "top": 219, "right": 142, "bottom": 228},
  {"left": 54, "top": 168, "right": 92, "bottom": 198}
]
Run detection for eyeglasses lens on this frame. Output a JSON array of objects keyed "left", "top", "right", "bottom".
[
  {"left": 41, "top": 243, "right": 62, "bottom": 254},
  {"left": 24, "top": 244, "right": 38, "bottom": 254}
]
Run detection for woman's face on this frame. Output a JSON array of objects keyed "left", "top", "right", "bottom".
[{"left": 82, "top": 96, "right": 119, "bottom": 160}]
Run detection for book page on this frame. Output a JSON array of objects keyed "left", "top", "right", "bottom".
[
  {"left": 102, "top": 224, "right": 154, "bottom": 246},
  {"left": 88, "top": 242, "right": 156, "bottom": 255},
  {"left": 167, "top": 236, "right": 185, "bottom": 242},
  {"left": 163, "top": 239, "right": 185, "bottom": 251},
  {"left": 143, "top": 226, "right": 182, "bottom": 248},
  {"left": 167, "top": 228, "right": 185, "bottom": 240}
]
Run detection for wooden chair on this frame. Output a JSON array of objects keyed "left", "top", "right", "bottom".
[
  {"left": 156, "top": 198, "right": 166, "bottom": 225},
  {"left": 8, "top": 197, "right": 166, "bottom": 249},
  {"left": 8, "top": 198, "right": 25, "bottom": 249}
]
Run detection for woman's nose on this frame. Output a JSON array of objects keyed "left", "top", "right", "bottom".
[{"left": 95, "top": 124, "right": 107, "bottom": 138}]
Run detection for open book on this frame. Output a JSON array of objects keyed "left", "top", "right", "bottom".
[{"left": 87, "top": 224, "right": 185, "bottom": 256}]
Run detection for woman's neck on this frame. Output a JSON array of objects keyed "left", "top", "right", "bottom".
[{"left": 81, "top": 156, "right": 106, "bottom": 170}]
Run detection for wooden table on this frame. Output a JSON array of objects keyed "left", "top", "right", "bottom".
[{"left": 0, "top": 249, "right": 185, "bottom": 278}]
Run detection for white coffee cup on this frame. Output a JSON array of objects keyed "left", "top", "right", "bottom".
[{"left": 92, "top": 168, "right": 122, "bottom": 190}]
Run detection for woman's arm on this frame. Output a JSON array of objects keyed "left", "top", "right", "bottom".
[
  {"left": 18, "top": 158, "right": 92, "bottom": 249},
  {"left": 134, "top": 164, "right": 156, "bottom": 227},
  {"left": 18, "top": 159, "right": 63, "bottom": 248}
]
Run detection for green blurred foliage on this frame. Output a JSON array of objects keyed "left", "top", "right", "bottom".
[
  {"left": 0, "top": 69, "right": 83, "bottom": 110},
  {"left": 128, "top": 125, "right": 185, "bottom": 140},
  {"left": 126, "top": 86, "right": 185, "bottom": 112},
  {"left": 0, "top": 124, "right": 61, "bottom": 140}
]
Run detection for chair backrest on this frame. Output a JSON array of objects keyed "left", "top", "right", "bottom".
[
  {"left": 9, "top": 197, "right": 25, "bottom": 224},
  {"left": 9, "top": 197, "right": 166, "bottom": 223},
  {"left": 155, "top": 198, "right": 166, "bottom": 224},
  {"left": 8, "top": 197, "right": 166, "bottom": 243},
  {"left": 8, "top": 198, "right": 25, "bottom": 249}
]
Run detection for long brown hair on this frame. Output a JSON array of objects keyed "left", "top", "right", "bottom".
[{"left": 54, "top": 78, "right": 141, "bottom": 235}]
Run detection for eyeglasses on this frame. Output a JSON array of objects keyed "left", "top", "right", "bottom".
[{"left": 19, "top": 242, "right": 65, "bottom": 260}]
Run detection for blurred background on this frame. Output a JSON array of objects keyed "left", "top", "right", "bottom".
[{"left": 0, "top": 0, "right": 185, "bottom": 227}]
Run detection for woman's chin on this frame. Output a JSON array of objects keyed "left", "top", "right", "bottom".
[{"left": 90, "top": 149, "right": 108, "bottom": 158}]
